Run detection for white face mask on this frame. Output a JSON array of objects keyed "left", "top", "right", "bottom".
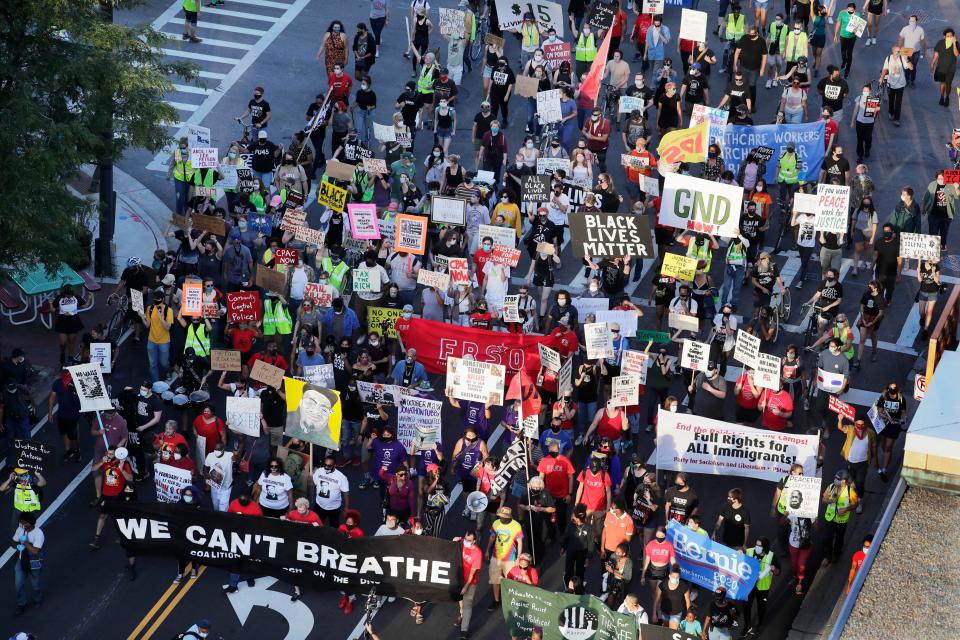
[
  {"left": 463, "top": 540, "right": 474, "bottom": 547},
  {"left": 668, "top": 404, "right": 678, "bottom": 412},
  {"left": 755, "top": 545, "right": 763, "bottom": 555},
  {"left": 414, "top": 528, "right": 423, "bottom": 535},
  {"left": 635, "top": 79, "right": 644, "bottom": 87},
  {"left": 901, "top": 194, "right": 909, "bottom": 202}
]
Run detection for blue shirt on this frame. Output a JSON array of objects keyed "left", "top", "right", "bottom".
[
  {"left": 297, "top": 351, "right": 326, "bottom": 367},
  {"left": 645, "top": 25, "right": 671, "bottom": 61},
  {"left": 390, "top": 360, "right": 428, "bottom": 387},
  {"left": 540, "top": 428, "right": 573, "bottom": 456},
  {"left": 223, "top": 243, "right": 253, "bottom": 285},
  {"left": 322, "top": 308, "right": 361, "bottom": 339}
]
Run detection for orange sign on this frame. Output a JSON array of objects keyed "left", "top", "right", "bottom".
[
  {"left": 393, "top": 214, "right": 428, "bottom": 255},
  {"left": 181, "top": 281, "right": 203, "bottom": 317}
]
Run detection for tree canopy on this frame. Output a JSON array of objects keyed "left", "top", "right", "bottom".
[{"left": 0, "top": 0, "right": 196, "bottom": 273}]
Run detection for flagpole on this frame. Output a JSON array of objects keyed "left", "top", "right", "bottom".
[
  {"left": 523, "top": 432, "right": 536, "bottom": 567},
  {"left": 94, "top": 410, "right": 110, "bottom": 448}
]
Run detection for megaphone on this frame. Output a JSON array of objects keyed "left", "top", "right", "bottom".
[
  {"left": 466, "top": 490, "right": 488, "bottom": 514},
  {"left": 114, "top": 447, "right": 129, "bottom": 461}
]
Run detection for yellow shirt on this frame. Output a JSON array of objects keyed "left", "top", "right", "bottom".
[
  {"left": 493, "top": 202, "right": 522, "bottom": 238},
  {"left": 146, "top": 306, "right": 173, "bottom": 344}
]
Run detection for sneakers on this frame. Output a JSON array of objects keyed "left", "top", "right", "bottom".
[
  {"left": 344, "top": 598, "right": 354, "bottom": 615},
  {"left": 89, "top": 535, "right": 102, "bottom": 550},
  {"left": 645, "top": 424, "right": 654, "bottom": 433},
  {"left": 765, "top": 80, "right": 772, "bottom": 89},
  {"left": 189, "top": 36, "right": 202, "bottom": 43},
  {"left": 224, "top": 585, "right": 239, "bottom": 594},
  {"left": 190, "top": 569, "right": 197, "bottom": 580},
  {"left": 487, "top": 600, "right": 500, "bottom": 612},
  {"left": 358, "top": 477, "right": 372, "bottom": 489},
  {"left": 173, "top": 574, "right": 183, "bottom": 584},
  {"left": 878, "top": 468, "right": 889, "bottom": 482},
  {"left": 794, "top": 280, "right": 803, "bottom": 289},
  {"left": 853, "top": 359, "right": 861, "bottom": 371}
]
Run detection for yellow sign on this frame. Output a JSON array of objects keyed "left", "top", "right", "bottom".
[
  {"left": 283, "top": 377, "right": 342, "bottom": 449},
  {"left": 317, "top": 180, "right": 348, "bottom": 212},
  {"left": 656, "top": 121, "right": 708, "bottom": 165},
  {"left": 661, "top": 252, "right": 699, "bottom": 281},
  {"left": 368, "top": 306, "right": 403, "bottom": 339}
]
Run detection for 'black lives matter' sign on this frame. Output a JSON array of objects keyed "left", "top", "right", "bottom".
[
  {"left": 521, "top": 175, "right": 552, "bottom": 202},
  {"left": 568, "top": 213, "right": 655, "bottom": 258}
]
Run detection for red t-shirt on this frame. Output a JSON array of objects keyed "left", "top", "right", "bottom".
[
  {"left": 537, "top": 455, "right": 575, "bottom": 498},
  {"left": 286, "top": 509, "right": 323, "bottom": 525},
  {"left": 249, "top": 352, "right": 289, "bottom": 372},
  {"left": 551, "top": 400, "right": 575, "bottom": 431},
  {"left": 153, "top": 432, "right": 189, "bottom": 458},
  {"left": 506, "top": 565, "right": 540, "bottom": 585},
  {"left": 611, "top": 10, "right": 628, "bottom": 37},
  {"left": 549, "top": 327, "right": 580, "bottom": 358},
  {"left": 461, "top": 542, "right": 483, "bottom": 585},
  {"left": 167, "top": 455, "right": 196, "bottom": 475},
  {"left": 229, "top": 499, "right": 263, "bottom": 516},
  {"left": 850, "top": 549, "right": 867, "bottom": 575},
  {"left": 822, "top": 118, "right": 839, "bottom": 150},
  {"left": 760, "top": 389, "right": 794, "bottom": 431},
  {"left": 101, "top": 460, "right": 133, "bottom": 497},
  {"left": 736, "top": 373, "right": 760, "bottom": 410},
  {"left": 577, "top": 469, "right": 612, "bottom": 512},
  {"left": 231, "top": 327, "right": 257, "bottom": 353},
  {"left": 193, "top": 416, "right": 226, "bottom": 455},
  {"left": 643, "top": 539, "right": 676, "bottom": 566},
  {"left": 472, "top": 249, "right": 492, "bottom": 286},
  {"left": 626, "top": 150, "right": 657, "bottom": 183},
  {"left": 338, "top": 524, "right": 365, "bottom": 538}
]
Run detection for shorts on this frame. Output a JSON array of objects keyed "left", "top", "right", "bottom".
[
  {"left": 919, "top": 290, "right": 939, "bottom": 303},
  {"left": 820, "top": 247, "right": 843, "bottom": 273},
  {"left": 184, "top": 9, "right": 198, "bottom": 24},
  {"left": 533, "top": 271, "right": 555, "bottom": 288},
  {"left": 58, "top": 416, "right": 80, "bottom": 439},
  {"left": 853, "top": 227, "right": 869, "bottom": 243},
  {"left": 660, "top": 612, "right": 683, "bottom": 625},
  {"left": 753, "top": 0, "right": 770, "bottom": 6},
  {"left": 867, "top": 3, "right": 883, "bottom": 15},
  {"left": 859, "top": 311, "right": 882, "bottom": 329},
  {"left": 881, "top": 423, "right": 903, "bottom": 440},
  {"left": 99, "top": 494, "right": 123, "bottom": 514},
  {"left": 436, "top": 127, "right": 452, "bottom": 139},
  {"left": 488, "top": 557, "right": 516, "bottom": 585},
  {"left": 811, "top": 34, "right": 827, "bottom": 49},
  {"left": 483, "top": 65, "right": 493, "bottom": 79}
]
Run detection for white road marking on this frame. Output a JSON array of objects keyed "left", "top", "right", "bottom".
[
  {"left": 161, "top": 48, "right": 243, "bottom": 64},
  {"left": 897, "top": 307, "right": 922, "bottom": 347},
  {"left": 167, "top": 18, "right": 269, "bottom": 36},
  {"left": 202, "top": 7, "right": 283, "bottom": 22},
  {"left": 167, "top": 101, "right": 201, "bottom": 112},
  {"left": 171, "top": 83, "right": 213, "bottom": 95},
  {"left": 197, "top": 70, "right": 228, "bottom": 80},
  {"left": 227, "top": 0, "right": 296, "bottom": 8},
  {"left": 161, "top": 34, "right": 252, "bottom": 50}
]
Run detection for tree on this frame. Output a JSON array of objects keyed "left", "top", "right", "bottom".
[{"left": 0, "top": 0, "right": 197, "bottom": 273}]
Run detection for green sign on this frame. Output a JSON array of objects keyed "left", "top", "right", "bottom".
[
  {"left": 636, "top": 329, "right": 670, "bottom": 343},
  {"left": 502, "top": 580, "right": 638, "bottom": 640}
]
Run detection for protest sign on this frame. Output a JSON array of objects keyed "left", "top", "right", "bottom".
[
  {"left": 284, "top": 379, "right": 342, "bottom": 449},
  {"left": 225, "top": 396, "right": 262, "bottom": 436},
  {"left": 154, "top": 463, "right": 193, "bottom": 503},
  {"left": 661, "top": 252, "right": 699, "bottom": 281},
  {"left": 588, "top": 2, "right": 615, "bottom": 29},
  {"left": 867, "top": 405, "right": 889, "bottom": 433},
  {"left": 280, "top": 208, "right": 307, "bottom": 232},
  {"left": 584, "top": 322, "right": 613, "bottom": 360},
  {"left": 190, "top": 213, "right": 226, "bottom": 236},
  {"left": 847, "top": 12, "right": 867, "bottom": 37},
  {"left": 656, "top": 410, "right": 819, "bottom": 481},
  {"left": 488, "top": 245, "right": 521, "bottom": 267},
  {"left": 250, "top": 360, "right": 285, "bottom": 389},
  {"left": 666, "top": 521, "right": 760, "bottom": 600},
  {"left": 235, "top": 167, "right": 256, "bottom": 194},
  {"left": 816, "top": 368, "right": 845, "bottom": 393},
  {"left": 190, "top": 147, "right": 218, "bottom": 169},
  {"left": 944, "top": 169, "right": 960, "bottom": 185},
  {"left": 638, "top": 626, "right": 698, "bottom": 640},
  {"left": 351, "top": 268, "right": 381, "bottom": 293},
  {"left": 596, "top": 309, "right": 639, "bottom": 337},
  {"left": 303, "top": 364, "right": 335, "bottom": 389},
  {"left": 398, "top": 395, "right": 444, "bottom": 453},
  {"left": 536, "top": 89, "right": 563, "bottom": 123},
  {"left": 657, "top": 121, "right": 709, "bottom": 164},
  {"left": 347, "top": 203, "right": 381, "bottom": 240},
  {"left": 90, "top": 342, "right": 112, "bottom": 374},
  {"left": 793, "top": 192, "right": 819, "bottom": 216},
  {"left": 446, "top": 356, "right": 506, "bottom": 405},
  {"left": 317, "top": 180, "right": 348, "bottom": 212},
  {"left": 181, "top": 280, "right": 203, "bottom": 317},
  {"left": 618, "top": 95, "right": 645, "bottom": 114},
  {"left": 620, "top": 350, "right": 649, "bottom": 384},
  {"left": 276, "top": 445, "right": 310, "bottom": 495},
  {"left": 690, "top": 104, "right": 729, "bottom": 146},
  {"left": 479, "top": 224, "right": 517, "bottom": 250},
  {"left": 105, "top": 501, "right": 461, "bottom": 600},
  {"left": 211, "top": 349, "right": 242, "bottom": 372},
  {"left": 514, "top": 75, "right": 540, "bottom": 98},
  {"left": 814, "top": 184, "right": 850, "bottom": 233},
  {"left": 417, "top": 269, "right": 450, "bottom": 290},
  {"left": 754, "top": 353, "right": 781, "bottom": 390},
  {"left": 558, "top": 357, "right": 573, "bottom": 394},
  {"left": 680, "top": 339, "right": 709, "bottom": 371},
  {"left": 536, "top": 157, "right": 571, "bottom": 175},
  {"left": 484, "top": 32, "right": 505, "bottom": 48},
  {"left": 567, "top": 212, "right": 654, "bottom": 258},
  {"left": 362, "top": 157, "right": 388, "bottom": 176},
  {"left": 217, "top": 165, "right": 238, "bottom": 190},
  {"left": 495, "top": 0, "right": 564, "bottom": 36},
  {"left": 185, "top": 124, "right": 211, "bottom": 147},
  {"left": 679, "top": 8, "right": 708, "bottom": 41},
  {"left": 439, "top": 7, "right": 466, "bottom": 36},
  {"left": 621, "top": 154, "right": 648, "bottom": 169},
  {"left": 324, "top": 160, "right": 356, "bottom": 182},
  {"left": 67, "top": 363, "right": 112, "bottom": 412},
  {"left": 669, "top": 312, "right": 700, "bottom": 333},
  {"left": 899, "top": 232, "right": 940, "bottom": 262},
  {"left": 636, "top": 329, "right": 670, "bottom": 343},
  {"left": 9, "top": 439, "right": 51, "bottom": 474},
  {"left": 541, "top": 42, "right": 571, "bottom": 68},
  {"left": 394, "top": 214, "right": 429, "bottom": 254},
  {"left": 448, "top": 258, "right": 470, "bottom": 285},
  {"left": 734, "top": 329, "right": 760, "bottom": 368},
  {"left": 129, "top": 288, "right": 144, "bottom": 315},
  {"left": 490, "top": 438, "right": 527, "bottom": 495},
  {"left": 642, "top": 0, "right": 665, "bottom": 13},
  {"left": 538, "top": 344, "right": 562, "bottom": 372},
  {"left": 502, "top": 295, "right": 521, "bottom": 322},
  {"left": 356, "top": 382, "right": 413, "bottom": 406},
  {"left": 611, "top": 375, "right": 639, "bottom": 407},
  {"left": 639, "top": 174, "right": 660, "bottom": 197},
  {"left": 660, "top": 173, "right": 745, "bottom": 238},
  {"left": 294, "top": 225, "right": 326, "bottom": 246},
  {"left": 368, "top": 306, "right": 404, "bottom": 339},
  {"left": 521, "top": 174, "right": 552, "bottom": 202},
  {"left": 431, "top": 195, "right": 467, "bottom": 225},
  {"left": 202, "top": 301, "right": 219, "bottom": 319},
  {"left": 502, "top": 581, "right": 639, "bottom": 640},
  {"left": 272, "top": 248, "right": 299, "bottom": 266},
  {"left": 828, "top": 395, "right": 856, "bottom": 422},
  {"left": 572, "top": 296, "right": 609, "bottom": 318},
  {"left": 719, "top": 121, "right": 826, "bottom": 183},
  {"left": 783, "top": 475, "right": 822, "bottom": 519},
  {"left": 373, "top": 122, "right": 396, "bottom": 143},
  {"left": 303, "top": 283, "right": 335, "bottom": 307},
  {"left": 255, "top": 265, "right": 286, "bottom": 295}
]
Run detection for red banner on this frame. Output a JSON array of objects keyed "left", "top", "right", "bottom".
[
  {"left": 394, "top": 317, "right": 563, "bottom": 377},
  {"left": 226, "top": 291, "right": 262, "bottom": 323}
]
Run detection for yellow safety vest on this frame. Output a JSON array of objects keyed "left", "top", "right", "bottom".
[
  {"left": 322, "top": 257, "right": 350, "bottom": 293},
  {"left": 777, "top": 153, "right": 800, "bottom": 184},
  {"left": 825, "top": 484, "right": 856, "bottom": 523},
  {"left": 726, "top": 14, "right": 746, "bottom": 42},
  {"left": 192, "top": 167, "right": 216, "bottom": 188},
  {"left": 575, "top": 33, "right": 597, "bottom": 62},
  {"left": 522, "top": 23, "right": 540, "bottom": 48},
  {"left": 262, "top": 299, "right": 293, "bottom": 336},
  {"left": 747, "top": 549, "right": 775, "bottom": 591},
  {"left": 784, "top": 31, "right": 809, "bottom": 62},
  {"left": 172, "top": 148, "right": 194, "bottom": 182},
  {"left": 14, "top": 482, "right": 40, "bottom": 513},
  {"left": 686, "top": 239, "right": 713, "bottom": 272},
  {"left": 417, "top": 64, "right": 437, "bottom": 94},
  {"left": 185, "top": 322, "right": 211, "bottom": 357}
]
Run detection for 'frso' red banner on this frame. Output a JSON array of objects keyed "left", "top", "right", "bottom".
[{"left": 394, "top": 317, "right": 563, "bottom": 377}]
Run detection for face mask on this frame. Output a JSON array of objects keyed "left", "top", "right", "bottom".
[
  {"left": 669, "top": 404, "right": 678, "bottom": 413},
  {"left": 883, "top": 231, "right": 892, "bottom": 240},
  {"left": 787, "top": 353, "right": 797, "bottom": 361},
  {"left": 794, "top": 27, "right": 801, "bottom": 33},
  {"left": 238, "top": 495, "right": 251, "bottom": 506},
  {"left": 551, "top": 141, "right": 560, "bottom": 148},
  {"left": 333, "top": 26, "right": 341, "bottom": 32},
  {"left": 183, "top": 493, "right": 192, "bottom": 502},
  {"left": 756, "top": 185, "right": 764, "bottom": 192},
  {"left": 830, "top": 346, "right": 841, "bottom": 355},
  {"left": 589, "top": 284, "right": 599, "bottom": 292},
  {"left": 557, "top": 298, "right": 568, "bottom": 307},
  {"left": 708, "top": 150, "right": 718, "bottom": 159},
  {"left": 549, "top": 451, "right": 559, "bottom": 458},
  {"left": 589, "top": 460, "right": 601, "bottom": 472},
  {"left": 432, "top": 150, "right": 441, "bottom": 157},
  {"left": 591, "top": 115, "right": 599, "bottom": 122},
  {"left": 381, "top": 433, "right": 394, "bottom": 442},
  {"left": 483, "top": 243, "right": 492, "bottom": 252},
  {"left": 635, "top": 79, "right": 644, "bottom": 88},
  {"left": 827, "top": 278, "right": 836, "bottom": 285},
  {"left": 754, "top": 545, "right": 763, "bottom": 555},
  {"left": 862, "top": 90, "right": 870, "bottom": 97},
  {"left": 656, "top": 536, "right": 666, "bottom": 543},
  {"left": 669, "top": 577, "right": 680, "bottom": 586},
  {"left": 346, "top": 523, "right": 356, "bottom": 530},
  {"left": 174, "top": 452, "right": 183, "bottom": 461},
  {"left": 500, "top": 517, "right": 512, "bottom": 524},
  {"left": 140, "top": 388, "right": 149, "bottom": 397},
  {"left": 463, "top": 540, "right": 474, "bottom": 547},
  {"left": 403, "top": 312, "right": 412, "bottom": 320},
  {"left": 238, "top": 221, "right": 248, "bottom": 231},
  {"left": 491, "top": 127, "right": 500, "bottom": 135},
  {"left": 534, "top": 53, "right": 543, "bottom": 60}
]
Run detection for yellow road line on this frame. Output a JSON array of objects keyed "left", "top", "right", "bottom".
[
  {"left": 130, "top": 564, "right": 206, "bottom": 640},
  {"left": 127, "top": 575, "right": 187, "bottom": 640}
]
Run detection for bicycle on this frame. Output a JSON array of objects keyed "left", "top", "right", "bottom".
[
  {"left": 105, "top": 293, "right": 131, "bottom": 343},
  {"left": 470, "top": 14, "right": 489, "bottom": 62},
  {"left": 769, "top": 284, "right": 792, "bottom": 343},
  {"left": 599, "top": 83, "right": 621, "bottom": 131},
  {"left": 234, "top": 117, "right": 253, "bottom": 151}
]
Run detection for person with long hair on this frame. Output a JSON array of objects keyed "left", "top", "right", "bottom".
[
  {"left": 318, "top": 20, "right": 349, "bottom": 76},
  {"left": 931, "top": 28, "right": 959, "bottom": 108}
]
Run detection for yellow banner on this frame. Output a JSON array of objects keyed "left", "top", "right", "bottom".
[
  {"left": 661, "top": 252, "right": 699, "bottom": 281},
  {"left": 656, "top": 121, "right": 708, "bottom": 165},
  {"left": 368, "top": 306, "right": 404, "bottom": 339},
  {"left": 317, "top": 180, "right": 348, "bottom": 212}
]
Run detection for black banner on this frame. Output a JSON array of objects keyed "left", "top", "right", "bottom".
[
  {"left": 9, "top": 439, "right": 51, "bottom": 474},
  {"left": 638, "top": 624, "right": 699, "bottom": 640},
  {"left": 106, "top": 503, "right": 463, "bottom": 602},
  {"left": 588, "top": 3, "right": 616, "bottom": 30},
  {"left": 568, "top": 212, "right": 655, "bottom": 259},
  {"left": 562, "top": 182, "right": 605, "bottom": 210}
]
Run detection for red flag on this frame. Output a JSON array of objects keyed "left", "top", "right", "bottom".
[
  {"left": 506, "top": 369, "right": 541, "bottom": 419},
  {"left": 578, "top": 28, "right": 614, "bottom": 106}
]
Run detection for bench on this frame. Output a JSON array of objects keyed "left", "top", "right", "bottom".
[
  {"left": 79, "top": 270, "right": 101, "bottom": 292},
  {"left": 0, "top": 287, "right": 23, "bottom": 311}
]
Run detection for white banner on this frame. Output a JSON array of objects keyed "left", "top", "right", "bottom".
[
  {"left": 783, "top": 475, "right": 821, "bottom": 519},
  {"left": 733, "top": 330, "right": 760, "bottom": 369},
  {"left": 572, "top": 297, "right": 609, "bottom": 319},
  {"left": 584, "top": 322, "right": 613, "bottom": 360},
  {"left": 558, "top": 357, "right": 573, "bottom": 394},
  {"left": 660, "top": 173, "right": 744, "bottom": 238},
  {"left": 67, "top": 363, "right": 112, "bottom": 412},
  {"left": 398, "top": 395, "right": 443, "bottom": 453},
  {"left": 899, "top": 232, "right": 940, "bottom": 262},
  {"left": 495, "top": 0, "right": 564, "bottom": 37},
  {"left": 611, "top": 375, "right": 640, "bottom": 407},
  {"left": 681, "top": 339, "right": 709, "bottom": 371},
  {"left": 620, "top": 350, "right": 649, "bottom": 385},
  {"left": 814, "top": 184, "right": 850, "bottom": 233},
  {"left": 225, "top": 396, "right": 262, "bottom": 436},
  {"left": 538, "top": 343, "right": 561, "bottom": 372},
  {"left": 445, "top": 357, "right": 506, "bottom": 405},
  {"left": 656, "top": 410, "right": 819, "bottom": 481},
  {"left": 154, "top": 463, "right": 193, "bottom": 503}
]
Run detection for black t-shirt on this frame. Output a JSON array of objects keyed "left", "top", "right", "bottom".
[
  {"left": 817, "top": 77, "right": 849, "bottom": 111},
  {"left": 658, "top": 581, "right": 690, "bottom": 616},
  {"left": 527, "top": 219, "right": 558, "bottom": 247},
  {"left": 473, "top": 111, "right": 496, "bottom": 141},
  {"left": 654, "top": 275, "right": 677, "bottom": 302},
  {"left": 121, "top": 266, "right": 153, "bottom": 297},
  {"left": 664, "top": 486, "right": 698, "bottom": 522},
  {"left": 860, "top": 290, "right": 885, "bottom": 315},
  {"left": 874, "top": 236, "right": 900, "bottom": 273},
  {"left": 396, "top": 91, "right": 423, "bottom": 127},
  {"left": 599, "top": 260, "right": 626, "bottom": 294},
  {"left": 709, "top": 601, "right": 739, "bottom": 628},
  {"left": 736, "top": 35, "right": 767, "bottom": 70},
  {"left": 934, "top": 185, "right": 949, "bottom": 217},
  {"left": 599, "top": 188, "right": 621, "bottom": 213},
  {"left": 432, "top": 78, "right": 459, "bottom": 102},
  {"left": 821, "top": 231, "right": 842, "bottom": 250},
  {"left": 720, "top": 503, "right": 751, "bottom": 547},
  {"left": 818, "top": 280, "right": 843, "bottom": 304},
  {"left": 259, "top": 388, "right": 285, "bottom": 427},
  {"left": 247, "top": 98, "right": 271, "bottom": 126},
  {"left": 724, "top": 80, "right": 750, "bottom": 109},
  {"left": 355, "top": 88, "right": 377, "bottom": 111},
  {"left": 740, "top": 212, "right": 762, "bottom": 239},
  {"left": 135, "top": 394, "right": 163, "bottom": 429},
  {"left": 354, "top": 32, "right": 375, "bottom": 61},
  {"left": 248, "top": 140, "right": 278, "bottom": 173},
  {"left": 624, "top": 84, "right": 654, "bottom": 105},
  {"left": 490, "top": 66, "right": 515, "bottom": 95},
  {"left": 754, "top": 264, "right": 779, "bottom": 290},
  {"left": 820, "top": 156, "right": 850, "bottom": 183},
  {"left": 682, "top": 74, "right": 709, "bottom": 103}
]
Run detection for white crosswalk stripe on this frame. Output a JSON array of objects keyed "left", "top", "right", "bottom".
[{"left": 146, "top": 0, "right": 311, "bottom": 172}]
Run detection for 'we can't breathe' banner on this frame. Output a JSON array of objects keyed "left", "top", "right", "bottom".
[{"left": 719, "top": 121, "right": 826, "bottom": 184}]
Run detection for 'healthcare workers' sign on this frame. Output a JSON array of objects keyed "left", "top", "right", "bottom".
[{"left": 720, "top": 121, "right": 826, "bottom": 184}]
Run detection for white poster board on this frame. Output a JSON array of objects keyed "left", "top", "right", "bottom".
[
  {"left": 899, "top": 232, "right": 941, "bottom": 262},
  {"left": 734, "top": 330, "right": 760, "bottom": 369},
  {"left": 536, "top": 90, "right": 563, "bottom": 124},
  {"left": 611, "top": 375, "right": 640, "bottom": 407},
  {"left": 595, "top": 309, "right": 640, "bottom": 337},
  {"left": 397, "top": 395, "right": 443, "bottom": 453},
  {"left": 754, "top": 353, "right": 782, "bottom": 391},
  {"left": 538, "top": 344, "right": 562, "bottom": 372},
  {"left": 681, "top": 339, "right": 709, "bottom": 371},
  {"left": 584, "top": 322, "right": 614, "bottom": 360},
  {"left": 154, "top": 463, "right": 193, "bottom": 503},
  {"left": 660, "top": 173, "right": 745, "bottom": 238},
  {"left": 679, "top": 9, "right": 709, "bottom": 42},
  {"left": 90, "top": 343, "right": 112, "bottom": 374},
  {"left": 814, "top": 184, "right": 850, "bottom": 233},
  {"left": 67, "top": 363, "right": 112, "bottom": 412},
  {"left": 445, "top": 357, "right": 506, "bottom": 405},
  {"left": 620, "top": 350, "right": 649, "bottom": 385},
  {"left": 225, "top": 396, "right": 262, "bottom": 436}
]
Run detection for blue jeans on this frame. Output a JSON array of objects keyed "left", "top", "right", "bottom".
[
  {"left": 907, "top": 52, "right": 920, "bottom": 84},
  {"left": 353, "top": 107, "right": 374, "bottom": 146},
  {"left": 577, "top": 401, "right": 597, "bottom": 439},
  {"left": 719, "top": 264, "right": 744, "bottom": 307},
  {"left": 5, "top": 415, "right": 30, "bottom": 442},
  {"left": 340, "top": 420, "right": 361, "bottom": 460},
  {"left": 147, "top": 341, "right": 170, "bottom": 382},
  {"left": 15, "top": 561, "right": 42, "bottom": 607},
  {"left": 174, "top": 179, "right": 191, "bottom": 215}
]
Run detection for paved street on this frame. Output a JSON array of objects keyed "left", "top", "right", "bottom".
[{"left": 3, "top": 0, "right": 960, "bottom": 639}]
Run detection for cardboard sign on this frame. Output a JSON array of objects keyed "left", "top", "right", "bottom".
[
  {"left": 445, "top": 357, "right": 506, "bottom": 406},
  {"left": 273, "top": 248, "right": 299, "bottom": 266},
  {"left": 479, "top": 224, "right": 517, "bottom": 249},
  {"left": 211, "top": 349, "right": 242, "bottom": 372},
  {"left": 521, "top": 174, "right": 552, "bottom": 202},
  {"left": 9, "top": 439, "right": 52, "bottom": 474},
  {"left": 640, "top": 174, "right": 660, "bottom": 197},
  {"left": 362, "top": 157, "right": 388, "bottom": 176},
  {"left": 351, "top": 268, "right": 381, "bottom": 293},
  {"left": 317, "top": 180, "right": 348, "bottom": 212},
  {"left": 754, "top": 353, "right": 781, "bottom": 391},
  {"left": 669, "top": 312, "right": 700, "bottom": 333},
  {"left": 814, "top": 184, "right": 850, "bottom": 233},
  {"left": 502, "top": 295, "right": 521, "bottom": 323},
  {"left": 181, "top": 281, "right": 203, "bottom": 317},
  {"left": 191, "top": 213, "right": 226, "bottom": 236},
  {"left": 417, "top": 269, "right": 450, "bottom": 290},
  {"left": 846, "top": 12, "right": 867, "bottom": 37},
  {"left": 373, "top": 122, "right": 396, "bottom": 143},
  {"left": 90, "top": 342, "right": 112, "bottom": 374},
  {"left": 280, "top": 208, "right": 307, "bottom": 232},
  {"left": 439, "top": 7, "right": 466, "bottom": 36},
  {"left": 899, "top": 232, "right": 940, "bottom": 262},
  {"left": 129, "top": 288, "right": 144, "bottom": 315},
  {"left": 661, "top": 252, "right": 699, "bottom": 281},
  {"left": 538, "top": 343, "right": 562, "bottom": 372},
  {"left": 324, "top": 159, "right": 356, "bottom": 182},
  {"left": 584, "top": 322, "right": 613, "bottom": 360},
  {"left": 515, "top": 75, "right": 540, "bottom": 99},
  {"left": 680, "top": 339, "right": 709, "bottom": 371},
  {"left": 567, "top": 213, "right": 654, "bottom": 258},
  {"left": 535, "top": 89, "right": 563, "bottom": 124},
  {"left": 488, "top": 245, "right": 521, "bottom": 267},
  {"left": 190, "top": 147, "right": 218, "bottom": 169},
  {"left": 535, "top": 242, "right": 555, "bottom": 255},
  {"left": 660, "top": 173, "right": 744, "bottom": 238},
  {"left": 347, "top": 203, "right": 381, "bottom": 240},
  {"left": 303, "top": 283, "right": 335, "bottom": 307},
  {"left": 734, "top": 330, "right": 760, "bottom": 368},
  {"left": 255, "top": 265, "right": 286, "bottom": 295},
  {"left": 368, "top": 306, "right": 403, "bottom": 338},
  {"left": 542, "top": 42, "right": 571, "bottom": 68},
  {"left": 611, "top": 375, "right": 640, "bottom": 407},
  {"left": 679, "top": 8, "right": 708, "bottom": 42},
  {"left": 431, "top": 195, "right": 467, "bottom": 225},
  {"left": 196, "top": 186, "right": 217, "bottom": 198},
  {"left": 588, "top": 2, "right": 616, "bottom": 30},
  {"left": 484, "top": 32, "right": 504, "bottom": 48},
  {"left": 225, "top": 396, "right": 262, "bottom": 436},
  {"left": 250, "top": 360, "right": 285, "bottom": 389},
  {"left": 394, "top": 214, "right": 428, "bottom": 255},
  {"left": 620, "top": 350, "right": 649, "bottom": 385},
  {"left": 448, "top": 258, "right": 470, "bottom": 285},
  {"left": 828, "top": 395, "right": 856, "bottom": 421}
]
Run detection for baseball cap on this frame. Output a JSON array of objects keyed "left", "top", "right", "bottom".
[
  {"left": 161, "top": 273, "right": 176, "bottom": 286},
  {"left": 402, "top": 304, "right": 414, "bottom": 312},
  {"left": 257, "top": 129, "right": 268, "bottom": 139}
]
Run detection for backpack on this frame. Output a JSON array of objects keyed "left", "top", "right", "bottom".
[{"left": 173, "top": 633, "right": 202, "bottom": 640}]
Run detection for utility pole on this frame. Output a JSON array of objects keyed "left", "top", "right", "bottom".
[{"left": 94, "top": 0, "right": 116, "bottom": 278}]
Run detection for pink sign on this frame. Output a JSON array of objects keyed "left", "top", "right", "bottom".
[{"left": 347, "top": 203, "right": 381, "bottom": 240}]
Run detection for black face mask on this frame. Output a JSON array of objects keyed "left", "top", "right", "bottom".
[
  {"left": 238, "top": 495, "right": 251, "bottom": 506},
  {"left": 589, "top": 460, "right": 602, "bottom": 473},
  {"left": 549, "top": 451, "right": 559, "bottom": 458}
]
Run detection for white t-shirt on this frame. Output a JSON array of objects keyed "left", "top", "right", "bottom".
[
  {"left": 257, "top": 472, "right": 293, "bottom": 510},
  {"left": 882, "top": 54, "right": 908, "bottom": 90},
  {"left": 354, "top": 264, "right": 390, "bottom": 301},
  {"left": 847, "top": 432, "right": 870, "bottom": 464},
  {"left": 374, "top": 524, "right": 405, "bottom": 537},
  {"left": 312, "top": 467, "right": 350, "bottom": 510},
  {"left": 12, "top": 526, "right": 44, "bottom": 551},
  {"left": 795, "top": 213, "right": 817, "bottom": 248},
  {"left": 546, "top": 193, "right": 571, "bottom": 227},
  {"left": 204, "top": 450, "right": 234, "bottom": 491},
  {"left": 898, "top": 24, "right": 925, "bottom": 50},
  {"left": 482, "top": 261, "right": 510, "bottom": 309}
]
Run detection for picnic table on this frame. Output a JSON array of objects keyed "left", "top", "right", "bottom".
[{"left": 2, "top": 264, "right": 85, "bottom": 328}]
